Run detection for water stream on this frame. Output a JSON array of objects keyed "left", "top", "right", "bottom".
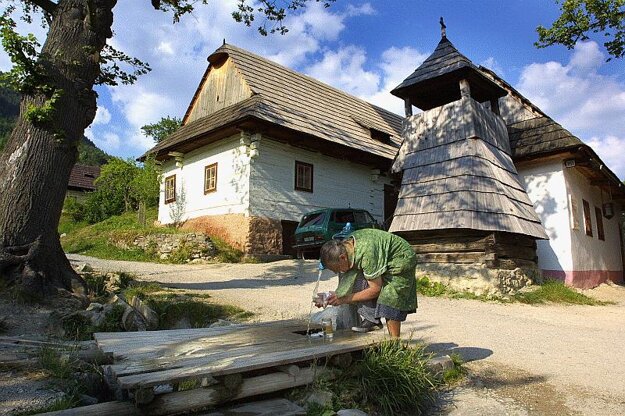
[{"left": 306, "top": 268, "right": 324, "bottom": 337}]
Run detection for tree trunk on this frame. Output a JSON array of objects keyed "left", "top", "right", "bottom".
[{"left": 0, "top": 0, "right": 116, "bottom": 298}]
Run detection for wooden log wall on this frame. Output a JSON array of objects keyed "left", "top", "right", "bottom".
[{"left": 399, "top": 230, "right": 538, "bottom": 269}]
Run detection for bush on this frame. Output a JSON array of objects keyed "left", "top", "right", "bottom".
[
  {"left": 356, "top": 340, "right": 438, "bottom": 415},
  {"left": 63, "top": 197, "right": 85, "bottom": 222},
  {"left": 80, "top": 157, "right": 160, "bottom": 224}
]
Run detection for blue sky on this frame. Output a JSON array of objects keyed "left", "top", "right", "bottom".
[{"left": 1, "top": 1, "right": 624, "bottom": 178}]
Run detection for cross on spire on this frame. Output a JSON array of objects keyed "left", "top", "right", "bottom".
[{"left": 440, "top": 17, "right": 447, "bottom": 39}]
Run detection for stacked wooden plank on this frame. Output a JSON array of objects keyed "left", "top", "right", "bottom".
[
  {"left": 64, "top": 320, "right": 385, "bottom": 415},
  {"left": 404, "top": 230, "right": 538, "bottom": 269}
]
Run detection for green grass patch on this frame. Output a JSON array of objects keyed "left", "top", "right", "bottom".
[
  {"left": 417, "top": 277, "right": 608, "bottom": 305},
  {"left": 121, "top": 281, "right": 253, "bottom": 330},
  {"left": 211, "top": 236, "right": 244, "bottom": 263},
  {"left": 357, "top": 340, "right": 438, "bottom": 415},
  {"left": 148, "top": 296, "right": 253, "bottom": 329},
  {"left": 122, "top": 281, "right": 164, "bottom": 300},
  {"left": 60, "top": 209, "right": 244, "bottom": 263},
  {"left": 512, "top": 280, "right": 609, "bottom": 305},
  {"left": 61, "top": 304, "right": 126, "bottom": 341},
  {"left": 292, "top": 340, "right": 440, "bottom": 415},
  {"left": 39, "top": 347, "right": 76, "bottom": 379},
  {"left": 443, "top": 353, "right": 467, "bottom": 384}
]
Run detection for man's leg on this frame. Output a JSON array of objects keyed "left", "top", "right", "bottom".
[{"left": 386, "top": 319, "right": 401, "bottom": 338}]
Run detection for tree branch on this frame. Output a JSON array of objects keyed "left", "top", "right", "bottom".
[{"left": 26, "top": 0, "right": 58, "bottom": 15}]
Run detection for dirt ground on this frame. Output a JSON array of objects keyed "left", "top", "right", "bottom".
[{"left": 3, "top": 254, "right": 625, "bottom": 415}]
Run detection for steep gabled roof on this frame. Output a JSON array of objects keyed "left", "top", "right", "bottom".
[
  {"left": 391, "top": 36, "right": 506, "bottom": 110},
  {"left": 68, "top": 164, "right": 100, "bottom": 191},
  {"left": 151, "top": 44, "right": 403, "bottom": 162}
]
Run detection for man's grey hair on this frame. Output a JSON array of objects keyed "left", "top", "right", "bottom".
[{"left": 320, "top": 239, "right": 347, "bottom": 267}]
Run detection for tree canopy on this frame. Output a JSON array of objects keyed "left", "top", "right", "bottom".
[
  {"left": 141, "top": 116, "right": 182, "bottom": 144},
  {"left": 536, "top": 0, "right": 625, "bottom": 60}
]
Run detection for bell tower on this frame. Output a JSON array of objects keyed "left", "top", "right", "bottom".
[{"left": 389, "top": 21, "right": 547, "bottom": 292}]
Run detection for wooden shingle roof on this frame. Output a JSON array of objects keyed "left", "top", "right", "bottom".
[
  {"left": 391, "top": 36, "right": 506, "bottom": 110},
  {"left": 68, "top": 164, "right": 100, "bottom": 191},
  {"left": 389, "top": 98, "right": 548, "bottom": 240},
  {"left": 149, "top": 44, "right": 403, "bottom": 161},
  {"left": 508, "top": 116, "right": 583, "bottom": 159}
]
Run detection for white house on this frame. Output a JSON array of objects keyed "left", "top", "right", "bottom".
[
  {"left": 146, "top": 44, "right": 402, "bottom": 257},
  {"left": 145, "top": 41, "right": 623, "bottom": 289},
  {"left": 493, "top": 75, "right": 625, "bottom": 288}
]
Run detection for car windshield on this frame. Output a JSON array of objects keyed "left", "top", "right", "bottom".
[
  {"left": 300, "top": 212, "right": 325, "bottom": 227},
  {"left": 353, "top": 211, "right": 372, "bottom": 224},
  {"left": 333, "top": 211, "right": 355, "bottom": 223}
]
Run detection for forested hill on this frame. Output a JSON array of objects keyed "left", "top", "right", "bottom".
[{"left": 0, "top": 84, "right": 111, "bottom": 166}]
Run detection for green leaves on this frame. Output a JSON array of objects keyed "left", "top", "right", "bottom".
[
  {"left": 232, "top": 0, "right": 336, "bottom": 35},
  {"left": 96, "top": 44, "right": 151, "bottom": 86},
  {"left": 141, "top": 116, "right": 181, "bottom": 143},
  {"left": 0, "top": 7, "right": 43, "bottom": 93},
  {"left": 536, "top": 0, "right": 625, "bottom": 60}
]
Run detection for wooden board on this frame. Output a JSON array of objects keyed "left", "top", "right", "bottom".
[{"left": 95, "top": 320, "right": 384, "bottom": 391}]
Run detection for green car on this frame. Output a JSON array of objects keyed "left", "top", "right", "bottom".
[{"left": 293, "top": 208, "right": 380, "bottom": 258}]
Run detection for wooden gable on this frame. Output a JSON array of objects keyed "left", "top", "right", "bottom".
[{"left": 184, "top": 56, "right": 253, "bottom": 124}]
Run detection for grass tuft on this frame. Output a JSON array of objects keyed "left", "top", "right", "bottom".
[
  {"left": 442, "top": 353, "right": 467, "bottom": 384},
  {"left": 512, "top": 280, "right": 608, "bottom": 305},
  {"left": 38, "top": 347, "right": 76, "bottom": 380},
  {"left": 357, "top": 340, "right": 438, "bottom": 415}
]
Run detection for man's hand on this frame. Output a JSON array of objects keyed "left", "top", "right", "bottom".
[{"left": 327, "top": 292, "right": 350, "bottom": 306}]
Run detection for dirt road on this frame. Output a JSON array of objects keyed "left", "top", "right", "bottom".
[{"left": 68, "top": 254, "right": 625, "bottom": 416}]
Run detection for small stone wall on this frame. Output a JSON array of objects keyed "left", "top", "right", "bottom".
[
  {"left": 132, "top": 233, "right": 216, "bottom": 261},
  {"left": 416, "top": 263, "right": 543, "bottom": 295},
  {"left": 183, "top": 214, "right": 251, "bottom": 252},
  {"left": 246, "top": 216, "right": 282, "bottom": 255},
  {"left": 182, "top": 214, "right": 283, "bottom": 255}
]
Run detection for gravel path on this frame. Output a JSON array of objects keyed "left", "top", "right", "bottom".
[{"left": 68, "top": 254, "right": 625, "bottom": 416}]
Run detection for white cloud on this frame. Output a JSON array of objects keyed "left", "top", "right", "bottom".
[
  {"left": 345, "top": 3, "right": 376, "bottom": 17},
  {"left": 516, "top": 41, "right": 625, "bottom": 178},
  {"left": 304, "top": 45, "right": 427, "bottom": 115},
  {"left": 586, "top": 135, "right": 625, "bottom": 179},
  {"left": 110, "top": 85, "right": 176, "bottom": 151},
  {"left": 481, "top": 57, "right": 504, "bottom": 77},
  {"left": 92, "top": 106, "right": 112, "bottom": 125},
  {"left": 364, "top": 46, "right": 429, "bottom": 115},
  {"left": 93, "top": 132, "right": 121, "bottom": 152},
  {"left": 156, "top": 41, "right": 175, "bottom": 56},
  {"left": 306, "top": 46, "right": 380, "bottom": 97}
]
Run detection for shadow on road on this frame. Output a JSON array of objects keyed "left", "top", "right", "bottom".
[{"left": 425, "top": 342, "right": 493, "bottom": 362}]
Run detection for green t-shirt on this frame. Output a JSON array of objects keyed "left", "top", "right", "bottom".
[{"left": 335, "top": 229, "right": 417, "bottom": 311}]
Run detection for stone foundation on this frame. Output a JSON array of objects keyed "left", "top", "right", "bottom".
[
  {"left": 416, "top": 263, "right": 543, "bottom": 295},
  {"left": 182, "top": 214, "right": 283, "bottom": 255}
]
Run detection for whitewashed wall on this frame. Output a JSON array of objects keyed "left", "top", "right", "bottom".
[
  {"left": 158, "top": 135, "right": 250, "bottom": 224},
  {"left": 248, "top": 138, "right": 390, "bottom": 223},
  {"left": 518, "top": 160, "right": 573, "bottom": 272},
  {"left": 565, "top": 167, "right": 623, "bottom": 272}
]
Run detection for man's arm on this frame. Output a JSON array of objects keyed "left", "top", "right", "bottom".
[{"left": 328, "top": 277, "right": 382, "bottom": 305}]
